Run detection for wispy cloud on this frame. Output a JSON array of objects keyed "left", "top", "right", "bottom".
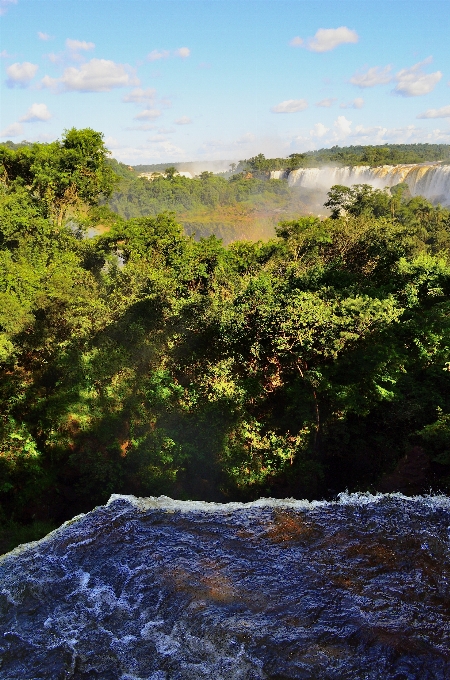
[
  {"left": 350, "top": 65, "right": 392, "bottom": 88},
  {"left": 291, "top": 27, "right": 358, "bottom": 53},
  {"left": 417, "top": 105, "right": 450, "bottom": 119},
  {"left": 41, "top": 59, "right": 139, "bottom": 93},
  {"left": 393, "top": 57, "right": 442, "bottom": 97},
  {"left": 38, "top": 32, "right": 52, "bottom": 41},
  {"left": 147, "top": 49, "right": 170, "bottom": 62},
  {"left": 6, "top": 61, "right": 38, "bottom": 87},
  {"left": 19, "top": 103, "right": 52, "bottom": 122},
  {"left": 0, "top": 49, "right": 12, "bottom": 58},
  {"left": 134, "top": 108, "right": 162, "bottom": 120},
  {"left": 0, "top": 0, "right": 17, "bottom": 16},
  {"left": 271, "top": 99, "right": 308, "bottom": 113},
  {"left": 66, "top": 38, "right": 95, "bottom": 53},
  {"left": 175, "top": 116, "right": 192, "bottom": 125},
  {"left": 340, "top": 97, "right": 364, "bottom": 109},
  {"left": 0, "top": 122, "right": 23, "bottom": 138},
  {"left": 123, "top": 87, "right": 156, "bottom": 103},
  {"left": 316, "top": 98, "right": 336, "bottom": 108}
]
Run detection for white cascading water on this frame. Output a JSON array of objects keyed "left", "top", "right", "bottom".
[{"left": 271, "top": 164, "right": 450, "bottom": 206}]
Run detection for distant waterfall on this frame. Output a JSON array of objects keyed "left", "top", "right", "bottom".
[{"left": 270, "top": 164, "right": 450, "bottom": 206}]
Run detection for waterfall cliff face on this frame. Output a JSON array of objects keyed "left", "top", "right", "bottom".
[
  {"left": 1, "top": 493, "right": 450, "bottom": 679},
  {"left": 271, "top": 164, "right": 450, "bottom": 205}
]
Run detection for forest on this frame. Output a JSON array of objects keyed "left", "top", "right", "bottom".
[{"left": 1, "top": 129, "right": 450, "bottom": 553}]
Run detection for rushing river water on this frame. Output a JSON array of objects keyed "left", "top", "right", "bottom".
[{"left": 1, "top": 493, "right": 450, "bottom": 679}]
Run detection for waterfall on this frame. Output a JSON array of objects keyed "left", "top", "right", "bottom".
[{"left": 284, "top": 164, "right": 450, "bottom": 205}]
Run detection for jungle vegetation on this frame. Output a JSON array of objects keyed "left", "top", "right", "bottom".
[{"left": 1, "top": 130, "right": 450, "bottom": 553}]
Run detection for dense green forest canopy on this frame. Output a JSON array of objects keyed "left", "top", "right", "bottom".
[
  {"left": 239, "top": 144, "right": 450, "bottom": 175},
  {"left": 1, "top": 130, "right": 450, "bottom": 553}
]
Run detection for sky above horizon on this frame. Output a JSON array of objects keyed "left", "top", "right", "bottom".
[{"left": 1, "top": 0, "right": 450, "bottom": 165}]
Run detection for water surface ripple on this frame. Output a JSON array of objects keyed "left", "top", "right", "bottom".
[{"left": 1, "top": 493, "right": 450, "bottom": 679}]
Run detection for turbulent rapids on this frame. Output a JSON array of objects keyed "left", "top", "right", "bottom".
[
  {"left": 271, "top": 164, "right": 450, "bottom": 206},
  {"left": 1, "top": 493, "right": 450, "bottom": 679}
]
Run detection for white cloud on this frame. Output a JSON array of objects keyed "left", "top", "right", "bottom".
[
  {"left": 417, "top": 105, "right": 450, "bottom": 119},
  {"left": 289, "top": 36, "right": 303, "bottom": 47},
  {"left": 0, "top": 122, "right": 23, "bottom": 138},
  {"left": 123, "top": 87, "right": 156, "bottom": 103},
  {"left": 0, "top": 0, "right": 17, "bottom": 16},
  {"left": 316, "top": 98, "right": 336, "bottom": 107},
  {"left": 340, "top": 97, "right": 364, "bottom": 109},
  {"left": 147, "top": 49, "right": 170, "bottom": 62},
  {"left": 158, "top": 127, "right": 175, "bottom": 134},
  {"left": 175, "top": 47, "right": 190, "bottom": 59},
  {"left": 66, "top": 38, "right": 95, "bottom": 52},
  {"left": 271, "top": 99, "right": 308, "bottom": 113},
  {"left": 6, "top": 61, "right": 38, "bottom": 87},
  {"left": 0, "top": 50, "right": 12, "bottom": 58},
  {"left": 352, "top": 123, "right": 450, "bottom": 144},
  {"left": 350, "top": 65, "right": 392, "bottom": 88},
  {"left": 42, "top": 59, "right": 139, "bottom": 92},
  {"left": 19, "top": 103, "right": 52, "bottom": 122},
  {"left": 333, "top": 115, "right": 352, "bottom": 138},
  {"left": 394, "top": 57, "right": 442, "bottom": 97},
  {"left": 175, "top": 116, "right": 192, "bottom": 125},
  {"left": 134, "top": 108, "right": 162, "bottom": 120},
  {"left": 38, "top": 32, "right": 52, "bottom": 41},
  {"left": 306, "top": 27, "right": 358, "bottom": 53},
  {"left": 310, "top": 123, "right": 329, "bottom": 138}
]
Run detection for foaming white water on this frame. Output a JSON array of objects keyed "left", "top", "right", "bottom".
[{"left": 284, "top": 164, "right": 450, "bottom": 205}]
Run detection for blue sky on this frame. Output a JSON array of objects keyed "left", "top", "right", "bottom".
[{"left": 1, "top": 0, "right": 450, "bottom": 164}]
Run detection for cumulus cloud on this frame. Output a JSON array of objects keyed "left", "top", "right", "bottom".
[
  {"left": 19, "top": 103, "right": 51, "bottom": 122},
  {"left": 123, "top": 87, "right": 156, "bottom": 103},
  {"left": 175, "top": 116, "right": 192, "bottom": 125},
  {"left": 0, "top": 0, "right": 17, "bottom": 16},
  {"left": 306, "top": 27, "right": 358, "bottom": 52},
  {"left": 394, "top": 57, "right": 442, "bottom": 97},
  {"left": 271, "top": 99, "right": 308, "bottom": 113},
  {"left": 175, "top": 47, "right": 190, "bottom": 59},
  {"left": 289, "top": 37, "right": 303, "bottom": 47},
  {"left": 41, "top": 59, "right": 139, "bottom": 92},
  {"left": 310, "top": 123, "right": 329, "bottom": 138},
  {"left": 6, "top": 61, "right": 38, "bottom": 87},
  {"left": 340, "top": 97, "right": 364, "bottom": 109},
  {"left": 316, "top": 98, "right": 336, "bottom": 107},
  {"left": 147, "top": 49, "right": 170, "bottom": 62},
  {"left": 134, "top": 108, "right": 162, "bottom": 120},
  {"left": 0, "top": 122, "right": 23, "bottom": 138},
  {"left": 417, "top": 105, "right": 450, "bottom": 119},
  {"left": 350, "top": 65, "right": 392, "bottom": 88},
  {"left": 334, "top": 115, "right": 352, "bottom": 135}
]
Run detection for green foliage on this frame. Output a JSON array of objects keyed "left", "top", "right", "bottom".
[{"left": 1, "top": 131, "right": 450, "bottom": 553}]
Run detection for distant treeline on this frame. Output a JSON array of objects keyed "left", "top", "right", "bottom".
[
  {"left": 130, "top": 144, "right": 450, "bottom": 177},
  {"left": 239, "top": 144, "right": 450, "bottom": 175},
  {"left": 1, "top": 130, "right": 450, "bottom": 554}
]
